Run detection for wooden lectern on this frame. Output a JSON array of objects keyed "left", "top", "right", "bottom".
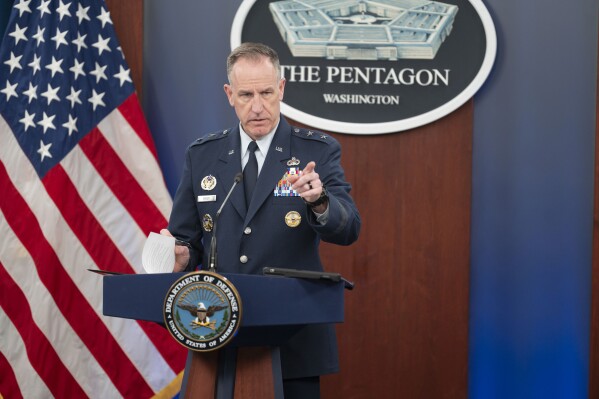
[{"left": 102, "top": 272, "right": 345, "bottom": 398}]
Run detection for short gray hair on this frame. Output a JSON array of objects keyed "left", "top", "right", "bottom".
[{"left": 226, "top": 42, "right": 281, "bottom": 82}]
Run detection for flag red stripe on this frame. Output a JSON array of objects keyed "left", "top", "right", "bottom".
[
  {"left": 42, "top": 162, "right": 186, "bottom": 372},
  {"left": 119, "top": 93, "right": 160, "bottom": 160},
  {"left": 79, "top": 127, "right": 167, "bottom": 236},
  {"left": 0, "top": 337, "right": 24, "bottom": 399},
  {"left": 0, "top": 261, "right": 86, "bottom": 398},
  {"left": 0, "top": 163, "right": 155, "bottom": 398}
]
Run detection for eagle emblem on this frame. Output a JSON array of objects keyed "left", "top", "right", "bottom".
[{"left": 179, "top": 301, "right": 226, "bottom": 330}]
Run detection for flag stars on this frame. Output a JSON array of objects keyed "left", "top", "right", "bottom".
[
  {"left": 28, "top": 53, "right": 41, "bottom": 75},
  {"left": 9, "top": 24, "right": 27, "bottom": 45},
  {"left": 114, "top": 65, "right": 132, "bottom": 87},
  {"left": 38, "top": 112, "right": 56, "bottom": 133},
  {"left": 32, "top": 26, "right": 45, "bottom": 46},
  {"left": 62, "top": 114, "right": 78, "bottom": 136},
  {"left": 37, "top": 140, "right": 52, "bottom": 161},
  {"left": 66, "top": 86, "right": 82, "bottom": 108},
  {"left": 23, "top": 82, "right": 38, "bottom": 103},
  {"left": 41, "top": 83, "right": 60, "bottom": 105},
  {"left": 37, "top": 0, "right": 51, "bottom": 18},
  {"left": 72, "top": 32, "right": 87, "bottom": 52},
  {"left": 51, "top": 28, "right": 69, "bottom": 50},
  {"left": 88, "top": 89, "right": 105, "bottom": 111},
  {"left": 45, "top": 56, "right": 64, "bottom": 78},
  {"left": 92, "top": 34, "right": 111, "bottom": 55},
  {"left": 90, "top": 62, "right": 107, "bottom": 83},
  {"left": 1, "top": 80, "right": 18, "bottom": 101},
  {"left": 4, "top": 52, "right": 23, "bottom": 73},
  {"left": 69, "top": 59, "right": 85, "bottom": 80},
  {"left": 76, "top": 3, "right": 91, "bottom": 24},
  {"left": 56, "top": 0, "right": 72, "bottom": 21},
  {"left": 97, "top": 7, "right": 113, "bottom": 28},
  {"left": 14, "top": 0, "right": 32, "bottom": 17},
  {"left": 20, "top": 110, "right": 36, "bottom": 132}
]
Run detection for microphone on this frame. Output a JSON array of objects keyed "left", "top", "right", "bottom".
[{"left": 208, "top": 173, "right": 243, "bottom": 272}]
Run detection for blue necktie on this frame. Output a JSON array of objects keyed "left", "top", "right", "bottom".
[{"left": 243, "top": 141, "right": 258, "bottom": 206}]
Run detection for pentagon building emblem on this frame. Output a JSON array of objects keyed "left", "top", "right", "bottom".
[
  {"left": 163, "top": 272, "right": 242, "bottom": 352},
  {"left": 269, "top": 0, "right": 459, "bottom": 60},
  {"left": 232, "top": 0, "right": 496, "bottom": 134}
]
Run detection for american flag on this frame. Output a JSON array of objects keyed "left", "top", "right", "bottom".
[{"left": 0, "top": 0, "right": 186, "bottom": 397}]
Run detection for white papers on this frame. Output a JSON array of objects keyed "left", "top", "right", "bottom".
[{"left": 142, "top": 232, "right": 175, "bottom": 274}]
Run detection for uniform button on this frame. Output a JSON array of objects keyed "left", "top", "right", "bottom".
[
  {"left": 244, "top": 227, "right": 252, "bottom": 235},
  {"left": 239, "top": 255, "right": 248, "bottom": 264}
]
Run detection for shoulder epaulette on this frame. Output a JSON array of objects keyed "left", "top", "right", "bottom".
[
  {"left": 291, "top": 127, "right": 332, "bottom": 144},
  {"left": 190, "top": 129, "right": 231, "bottom": 147}
]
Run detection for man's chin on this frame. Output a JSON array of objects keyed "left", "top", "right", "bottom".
[{"left": 245, "top": 123, "right": 271, "bottom": 138}]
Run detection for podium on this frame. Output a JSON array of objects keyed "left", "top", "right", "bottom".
[{"left": 102, "top": 272, "right": 345, "bottom": 398}]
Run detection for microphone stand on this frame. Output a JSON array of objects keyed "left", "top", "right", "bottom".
[{"left": 208, "top": 173, "right": 242, "bottom": 272}]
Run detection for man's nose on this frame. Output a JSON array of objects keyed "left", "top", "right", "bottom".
[{"left": 251, "top": 96, "right": 264, "bottom": 113}]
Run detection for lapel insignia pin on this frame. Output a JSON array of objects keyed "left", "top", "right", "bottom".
[
  {"left": 228, "top": 149, "right": 235, "bottom": 155},
  {"left": 275, "top": 146, "right": 283, "bottom": 152},
  {"left": 201, "top": 175, "right": 217, "bottom": 191}
]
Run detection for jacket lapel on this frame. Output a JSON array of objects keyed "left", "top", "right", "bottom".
[{"left": 217, "top": 127, "right": 246, "bottom": 219}]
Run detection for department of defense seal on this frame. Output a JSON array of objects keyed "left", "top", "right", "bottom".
[{"left": 163, "top": 271, "right": 242, "bottom": 352}]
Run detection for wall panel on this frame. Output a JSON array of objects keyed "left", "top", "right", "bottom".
[
  {"left": 106, "top": 0, "right": 143, "bottom": 96},
  {"left": 291, "top": 103, "right": 473, "bottom": 398}
]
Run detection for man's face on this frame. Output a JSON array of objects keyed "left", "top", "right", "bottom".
[{"left": 224, "top": 57, "right": 285, "bottom": 140}]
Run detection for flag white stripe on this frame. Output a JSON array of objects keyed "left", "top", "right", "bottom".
[
  {"left": 0, "top": 307, "right": 53, "bottom": 399},
  {"left": 61, "top": 143, "right": 147, "bottom": 273},
  {"left": 99, "top": 108, "right": 173, "bottom": 219},
  {"left": 0, "top": 115, "right": 176, "bottom": 392},
  {"left": 0, "top": 209, "right": 123, "bottom": 399}
]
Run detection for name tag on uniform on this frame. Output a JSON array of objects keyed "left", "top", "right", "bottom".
[{"left": 197, "top": 195, "right": 216, "bottom": 203}]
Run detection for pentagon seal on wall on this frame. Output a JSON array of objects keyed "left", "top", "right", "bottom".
[
  {"left": 231, "top": 0, "right": 497, "bottom": 134},
  {"left": 163, "top": 272, "right": 242, "bottom": 352}
]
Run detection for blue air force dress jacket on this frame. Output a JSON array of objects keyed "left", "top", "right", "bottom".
[{"left": 167, "top": 117, "right": 361, "bottom": 379}]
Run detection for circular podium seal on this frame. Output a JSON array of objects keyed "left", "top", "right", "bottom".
[{"left": 163, "top": 271, "right": 242, "bottom": 352}]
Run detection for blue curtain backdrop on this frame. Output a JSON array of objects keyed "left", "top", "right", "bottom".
[
  {"left": 143, "top": 1, "right": 598, "bottom": 397},
  {"left": 143, "top": 1, "right": 241, "bottom": 195},
  {"left": 469, "top": 1, "right": 598, "bottom": 398}
]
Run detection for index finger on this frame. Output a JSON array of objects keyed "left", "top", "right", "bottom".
[{"left": 302, "top": 161, "right": 316, "bottom": 174}]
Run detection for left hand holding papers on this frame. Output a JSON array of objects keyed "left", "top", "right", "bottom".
[{"left": 142, "top": 232, "right": 176, "bottom": 273}]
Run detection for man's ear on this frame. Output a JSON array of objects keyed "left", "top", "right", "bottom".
[
  {"left": 224, "top": 84, "right": 234, "bottom": 106},
  {"left": 278, "top": 78, "right": 286, "bottom": 101}
]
